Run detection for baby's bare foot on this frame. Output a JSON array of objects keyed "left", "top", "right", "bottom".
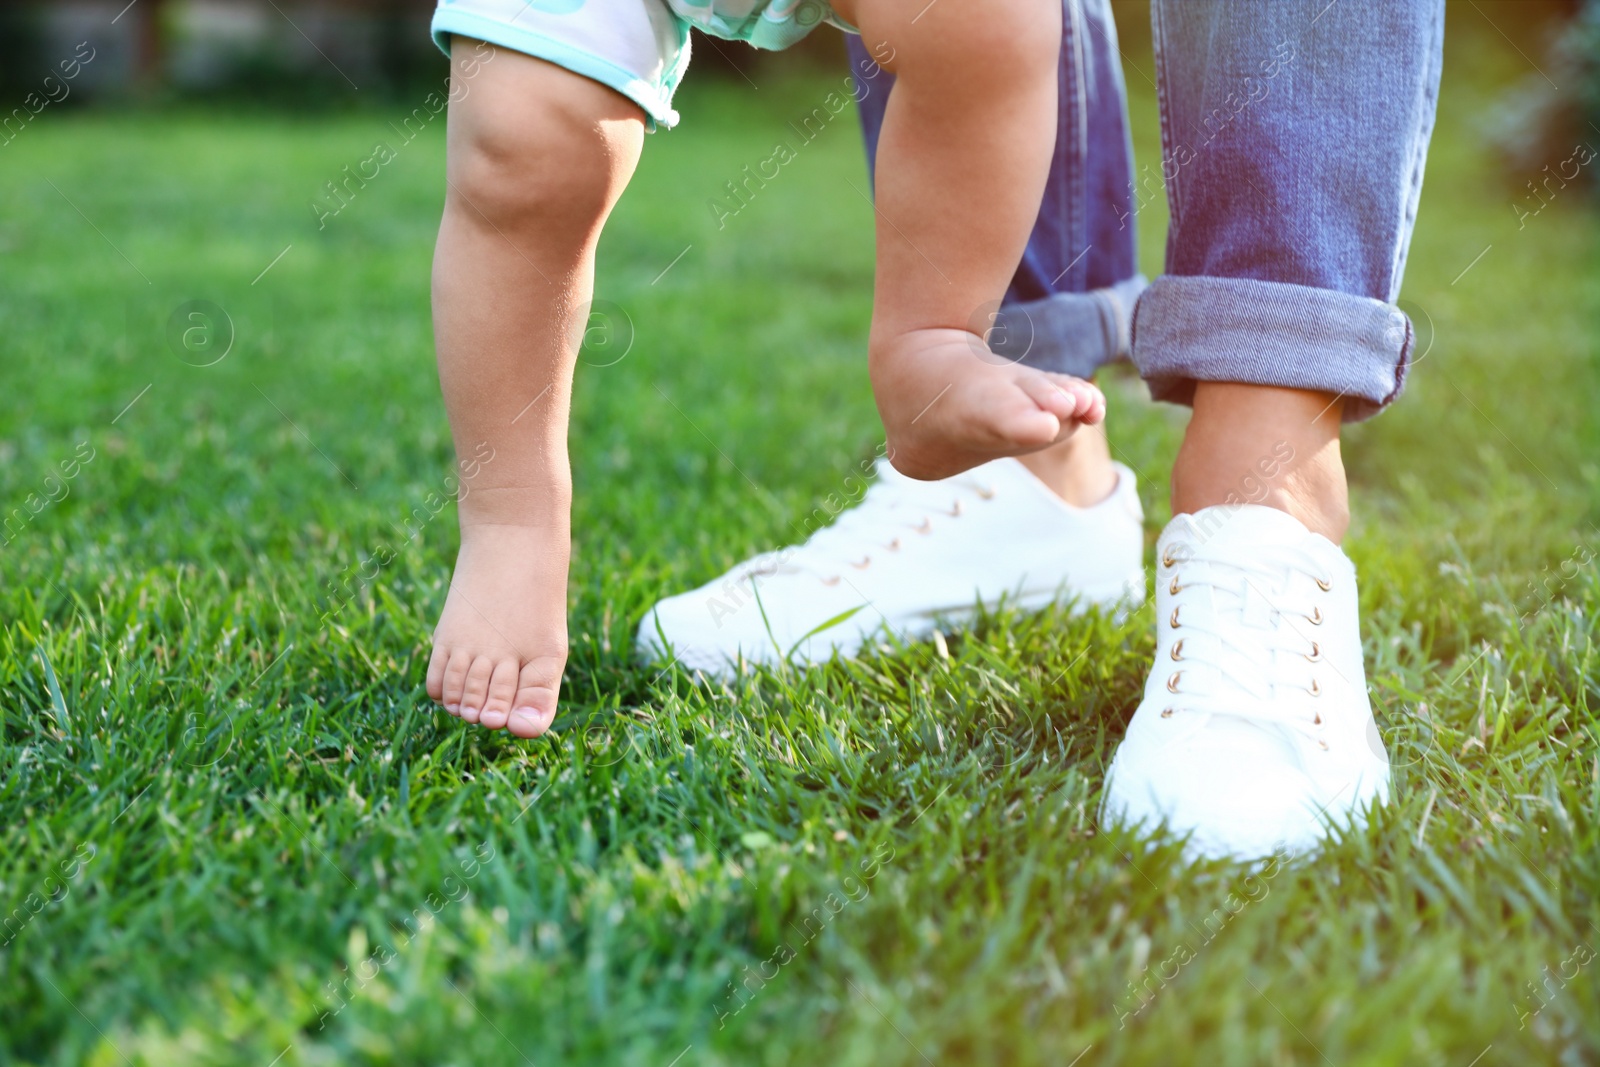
[
  {"left": 425, "top": 505, "right": 569, "bottom": 738},
  {"left": 870, "top": 328, "right": 1106, "bottom": 480}
]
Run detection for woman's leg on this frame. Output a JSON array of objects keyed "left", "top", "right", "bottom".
[
  {"left": 1105, "top": 0, "right": 1445, "bottom": 859},
  {"left": 426, "top": 38, "right": 645, "bottom": 737},
  {"left": 1139, "top": 0, "right": 1444, "bottom": 534}
]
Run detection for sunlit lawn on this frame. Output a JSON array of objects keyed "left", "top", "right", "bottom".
[{"left": 0, "top": 12, "right": 1596, "bottom": 1066}]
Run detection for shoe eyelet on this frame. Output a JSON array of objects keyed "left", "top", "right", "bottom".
[
  {"left": 851, "top": 556, "right": 871, "bottom": 570},
  {"left": 1313, "top": 712, "right": 1322, "bottom": 725},
  {"left": 1317, "top": 739, "right": 1329, "bottom": 751},
  {"left": 946, "top": 501, "right": 964, "bottom": 518},
  {"left": 1315, "top": 576, "right": 1332, "bottom": 592},
  {"left": 821, "top": 576, "right": 841, "bottom": 586},
  {"left": 1308, "top": 607, "right": 1323, "bottom": 625},
  {"left": 1169, "top": 606, "right": 1181, "bottom": 629},
  {"left": 1307, "top": 678, "right": 1321, "bottom": 697},
  {"left": 1170, "top": 639, "right": 1184, "bottom": 662},
  {"left": 916, "top": 517, "right": 933, "bottom": 534},
  {"left": 1166, "top": 670, "right": 1183, "bottom": 694},
  {"left": 976, "top": 486, "right": 996, "bottom": 500},
  {"left": 886, "top": 538, "right": 902, "bottom": 551},
  {"left": 1304, "top": 641, "right": 1321, "bottom": 662},
  {"left": 1169, "top": 577, "right": 1182, "bottom": 595},
  {"left": 1160, "top": 707, "right": 1174, "bottom": 719}
]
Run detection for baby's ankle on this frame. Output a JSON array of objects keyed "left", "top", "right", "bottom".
[
  {"left": 457, "top": 480, "right": 573, "bottom": 530},
  {"left": 868, "top": 325, "right": 983, "bottom": 369}
]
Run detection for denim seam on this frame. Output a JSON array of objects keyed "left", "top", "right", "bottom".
[
  {"left": 1073, "top": 0, "right": 1090, "bottom": 288},
  {"left": 1388, "top": 0, "right": 1445, "bottom": 300},
  {"left": 1053, "top": 12, "right": 1071, "bottom": 290},
  {"left": 1104, "top": 0, "right": 1139, "bottom": 263},
  {"left": 1150, "top": 0, "right": 1181, "bottom": 234},
  {"left": 1063, "top": 0, "right": 1086, "bottom": 289}
]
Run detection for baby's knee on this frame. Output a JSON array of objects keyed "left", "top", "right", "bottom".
[{"left": 446, "top": 83, "right": 638, "bottom": 241}]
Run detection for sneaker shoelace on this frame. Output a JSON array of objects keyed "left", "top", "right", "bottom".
[
  {"left": 735, "top": 464, "right": 998, "bottom": 587},
  {"left": 1161, "top": 539, "right": 1334, "bottom": 747}
]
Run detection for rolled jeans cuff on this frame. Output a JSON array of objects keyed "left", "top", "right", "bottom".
[
  {"left": 1130, "top": 275, "right": 1412, "bottom": 422},
  {"left": 991, "top": 274, "right": 1148, "bottom": 379}
]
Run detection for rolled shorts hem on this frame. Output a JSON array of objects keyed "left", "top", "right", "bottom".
[
  {"left": 991, "top": 275, "right": 1148, "bottom": 379},
  {"left": 1130, "top": 275, "right": 1413, "bottom": 422},
  {"left": 430, "top": 9, "right": 688, "bottom": 130}
]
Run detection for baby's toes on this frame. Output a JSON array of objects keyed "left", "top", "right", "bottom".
[
  {"left": 508, "top": 657, "right": 563, "bottom": 739},
  {"left": 457, "top": 654, "right": 497, "bottom": 723},
  {"left": 478, "top": 658, "right": 522, "bottom": 730},
  {"left": 440, "top": 649, "right": 474, "bottom": 714},
  {"left": 1019, "top": 373, "right": 1104, "bottom": 427},
  {"left": 425, "top": 643, "right": 449, "bottom": 706},
  {"left": 1014, "top": 371, "right": 1077, "bottom": 421},
  {"left": 1045, "top": 373, "right": 1105, "bottom": 423}
]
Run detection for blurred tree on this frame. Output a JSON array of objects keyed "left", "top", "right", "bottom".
[
  {"left": 0, "top": 6, "right": 46, "bottom": 97},
  {"left": 133, "top": 0, "right": 172, "bottom": 91},
  {"left": 1484, "top": 0, "right": 1598, "bottom": 197}
]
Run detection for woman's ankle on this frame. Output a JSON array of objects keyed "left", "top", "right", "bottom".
[
  {"left": 1171, "top": 383, "right": 1350, "bottom": 542},
  {"left": 455, "top": 477, "right": 573, "bottom": 529}
]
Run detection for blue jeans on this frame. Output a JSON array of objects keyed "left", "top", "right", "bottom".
[{"left": 850, "top": 0, "right": 1444, "bottom": 421}]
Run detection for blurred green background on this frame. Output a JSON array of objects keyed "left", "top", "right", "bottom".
[{"left": 0, "top": 2, "right": 1597, "bottom": 1065}]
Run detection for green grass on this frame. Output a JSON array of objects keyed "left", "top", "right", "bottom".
[{"left": 2, "top": 14, "right": 1598, "bottom": 1067}]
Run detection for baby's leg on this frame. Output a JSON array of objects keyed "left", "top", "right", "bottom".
[
  {"left": 837, "top": 0, "right": 1105, "bottom": 480},
  {"left": 426, "top": 38, "right": 643, "bottom": 737}
]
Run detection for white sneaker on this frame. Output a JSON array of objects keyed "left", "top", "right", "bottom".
[
  {"left": 638, "top": 457, "right": 1144, "bottom": 676},
  {"left": 1101, "top": 505, "right": 1390, "bottom": 861}
]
